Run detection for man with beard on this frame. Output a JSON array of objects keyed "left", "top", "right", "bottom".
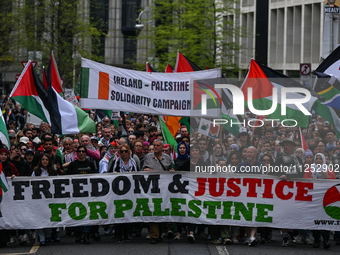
[
  {"left": 41, "top": 137, "right": 64, "bottom": 175},
  {"left": 9, "top": 144, "right": 31, "bottom": 176},
  {"left": 143, "top": 139, "right": 173, "bottom": 244},
  {"left": 100, "top": 126, "right": 112, "bottom": 147},
  {"left": 274, "top": 138, "right": 304, "bottom": 247}
]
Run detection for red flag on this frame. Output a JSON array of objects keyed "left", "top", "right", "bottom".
[
  {"left": 47, "top": 52, "right": 63, "bottom": 94},
  {"left": 146, "top": 62, "right": 157, "bottom": 72},
  {"left": 165, "top": 63, "right": 174, "bottom": 73},
  {"left": 299, "top": 128, "right": 308, "bottom": 151},
  {"left": 175, "top": 51, "right": 201, "bottom": 72}
]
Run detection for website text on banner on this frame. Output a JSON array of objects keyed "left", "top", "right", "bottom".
[
  {"left": 0, "top": 172, "right": 339, "bottom": 231},
  {"left": 79, "top": 58, "right": 221, "bottom": 116}
]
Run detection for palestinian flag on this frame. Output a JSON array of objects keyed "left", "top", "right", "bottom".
[
  {"left": 221, "top": 82, "right": 244, "bottom": 136},
  {"left": 175, "top": 51, "right": 202, "bottom": 72},
  {"left": 146, "top": 62, "right": 157, "bottom": 72},
  {"left": 0, "top": 109, "right": 9, "bottom": 149},
  {"left": 9, "top": 61, "right": 50, "bottom": 124},
  {"left": 298, "top": 127, "right": 308, "bottom": 151},
  {"left": 165, "top": 63, "right": 174, "bottom": 73},
  {"left": 315, "top": 45, "right": 340, "bottom": 77},
  {"left": 241, "top": 59, "right": 317, "bottom": 127},
  {"left": 97, "top": 109, "right": 113, "bottom": 123},
  {"left": 43, "top": 66, "right": 48, "bottom": 89},
  {"left": 0, "top": 164, "right": 9, "bottom": 194},
  {"left": 323, "top": 185, "right": 340, "bottom": 220},
  {"left": 47, "top": 80, "right": 95, "bottom": 134},
  {"left": 193, "top": 79, "right": 222, "bottom": 113},
  {"left": 46, "top": 52, "right": 63, "bottom": 95}
]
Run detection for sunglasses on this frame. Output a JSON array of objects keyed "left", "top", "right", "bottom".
[
  {"left": 77, "top": 150, "right": 86, "bottom": 153},
  {"left": 21, "top": 148, "right": 27, "bottom": 151},
  {"left": 263, "top": 159, "right": 271, "bottom": 162},
  {"left": 120, "top": 150, "right": 128, "bottom": 153}
]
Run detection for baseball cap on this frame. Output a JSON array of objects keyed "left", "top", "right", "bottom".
[
  {"left": 25, "top": 149, "right": 35, "bottom": 155},
  {"left": 239, "top": 127, "right": 248, "bottom": 134},
  {"left": 19, "top": 137, "right": 30, "bottom": 144}
]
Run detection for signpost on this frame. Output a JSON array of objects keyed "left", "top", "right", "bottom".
[{"left": 21, "top": 61, "right": 37, "bottom": 68}]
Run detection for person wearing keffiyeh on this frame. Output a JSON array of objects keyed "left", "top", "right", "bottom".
[
  {"left": 111, "top": 145, "right": 138, "bottom": 173},
  {"left": 99, "top": 141, "right": 118, "bottom": 173}
]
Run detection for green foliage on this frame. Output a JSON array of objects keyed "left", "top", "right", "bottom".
[
  {"left": 0, "top": 0, "right": 17, "bottom": 68},
  {"left": 138, "top": 0, "right": 242, "bottom": 74},
  {"left": 1, "top": 0, "right": 106, "bottom": 88}
]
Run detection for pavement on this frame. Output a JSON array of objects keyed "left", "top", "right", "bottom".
[{"left": 0, "top": 228, "right": 339, "bottom": 255}]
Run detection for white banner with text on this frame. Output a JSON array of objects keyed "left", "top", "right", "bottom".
[{"left": 0, "top": 172, "right": 339, "bottom": 230}]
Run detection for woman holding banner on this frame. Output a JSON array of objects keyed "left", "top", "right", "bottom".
[
  {"left": 111, "top": 144, "right": 137, "bottom": 242},
  {"left": 304, "top": 153, "right": 335, "bottom": 249},
  {"left": 32, "top": 154, "right": 55, "bottom": 246}
]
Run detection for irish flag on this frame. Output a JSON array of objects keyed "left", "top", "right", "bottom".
[
  {"left": 9, "top": 61, "right": 50, "bottom": 124},
  {"left": 241, "top": 60, "right": 317, "bottom": 127}
]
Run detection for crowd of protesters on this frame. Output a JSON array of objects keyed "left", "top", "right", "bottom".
[{"left": 0, "top": 99, "right": 339, "bottom": 250}]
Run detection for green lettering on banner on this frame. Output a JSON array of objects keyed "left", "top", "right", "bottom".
[
  {"left": 188, "top": 200, "right": 201, "bottom": 218},
  {"left": 152, "top": 198, "right": 170, "bottom": 216},
  {"left": 49, "top": 203, "right": 66, "bottom": 222},
  {"left": 221, "top": 201, "right": 233, "bottom": 219},
  {"left": 133, "top": 198, "right": 152, "bottom": 217},
  {"left": 203, "top": 201, "right": 221, "bottom": 219},
  {"left": 170, "top": 198, "right": 186, "bottom": 217},
  {"left": 88, "top": 202, "right": 108, "bottom": 220},
  {"left": 69, "top": 203, "right": 87, "bottom": 220},
  {"left": 114, "top": 199, "right": 133, "bottom": 218},
  {"left": 255, "top": 204, "right": 273, "bottom": 223},
  {"left": 233, "top": 202, "right": 254, "bottom": 221}
]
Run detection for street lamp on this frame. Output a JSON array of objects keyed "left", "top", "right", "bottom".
[{"left": 135, "top": 7, "right": 152, "bottom": 30}]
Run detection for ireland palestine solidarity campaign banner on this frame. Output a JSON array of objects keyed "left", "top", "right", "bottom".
[
  {"left": 79, "top": 58, "right": 221, "bottom": 116},
  {"left": 1, "top": 172, "right": 340, "bottom": 230}
]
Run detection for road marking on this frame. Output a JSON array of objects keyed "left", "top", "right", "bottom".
[
  {"left": 216, "top": 245, "right": 230, "bottom": 255},
  {"left": 29, "top": 243, "right": 40, "bottom": 253},
  {"left": 0, "top": 242, "right": 40, "bottom": 255}
]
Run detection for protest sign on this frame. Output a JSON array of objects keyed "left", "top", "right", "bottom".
[
  {"left": 198, "top": 119, "right": 221, "bottom": 138},
  {"left": 79, "top": 58, "right": 221, "bottom": 116},
  {"left": 0, "top": 172, "right": 339, "bottom": 231}
]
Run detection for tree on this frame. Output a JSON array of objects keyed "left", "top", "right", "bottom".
[
  {"left": 0, "top": 0, "right": 106, "bottom": 89},
  {"left": 137, "top": 0, "right": 242, "bottom": 74},
  {"left": 0, "top": 0, "right": 18, "bottom": 72}
]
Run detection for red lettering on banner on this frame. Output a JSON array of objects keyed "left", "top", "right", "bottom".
[
  {"left": 275, "top": 180, "right": 294, "bottom": 200},
  {"left": 226, "top": 178, "right": 241, "bottom": 197},
  {"left": 208, "top": 178, "right": 226, "bottom": 197},
  {"left": 295, "top": 182, "right": 313, "bottom": 201},
  {"left": 195, "top": 178, "right": 207, "bottom": 196},
  {"left": 243, "top": 178, "right": 262, "bottom": 197},
  {"left": 262, "top": 179, "right": 274, "bottom": 199}
]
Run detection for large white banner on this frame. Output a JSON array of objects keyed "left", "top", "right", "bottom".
[
  {"left": 79, "top": 58, "right": 221, "bottom": 116},
  {"left": 1, "top": 172, "right": 340, "bottom": 230}
]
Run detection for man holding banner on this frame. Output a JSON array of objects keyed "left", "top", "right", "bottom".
[{"left": 143, "top": 139, "right": 173, "bottom": 244}]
